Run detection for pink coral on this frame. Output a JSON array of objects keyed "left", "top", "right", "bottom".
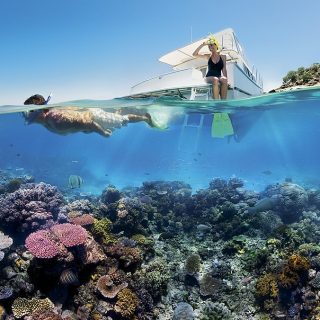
[
  {"left": 69, "top": 214, "right": 94, "bottom": 226},
  {"left": 51, "top": 223, "right": 87, "bottom": 247},
  {"left": 25, "top": 230, "right": 61, "bottom": 259}
]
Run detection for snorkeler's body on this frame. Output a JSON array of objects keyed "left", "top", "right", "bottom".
[{"left": 23, "top": 95, "right": 155, "bottom": 137}]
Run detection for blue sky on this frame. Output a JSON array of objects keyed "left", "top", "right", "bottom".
[{"left": 0, "top": 0, "right": 319, "bottom": 105}]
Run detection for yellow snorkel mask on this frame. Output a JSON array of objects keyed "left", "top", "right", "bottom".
[{"left": 207, "top": 34, "right": 220, "bottom": 51}]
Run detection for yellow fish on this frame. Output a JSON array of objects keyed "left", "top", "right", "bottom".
[{"left": 68, "top": 175, "right": 83, "bottom": 189}]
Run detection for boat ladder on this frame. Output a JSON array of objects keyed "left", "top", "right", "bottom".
[{"left": 178, "top": 113, "right": 205, "bottom": 151}]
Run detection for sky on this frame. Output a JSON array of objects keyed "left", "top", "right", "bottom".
[{"left": 0, "top": 0, "right": 319, "bottom": 105}]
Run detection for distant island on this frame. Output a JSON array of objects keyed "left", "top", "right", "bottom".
[{"left": 269, "top": 63, "right": 320, "bottom": 93}]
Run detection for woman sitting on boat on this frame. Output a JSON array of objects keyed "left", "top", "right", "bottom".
[{"left": 193, "top": 36, "right": 228, "bottom": 99}]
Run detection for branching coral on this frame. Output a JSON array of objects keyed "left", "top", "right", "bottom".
[
  {"left": 255, "top": 273, "right": 279, "bottom": 299},
  {"left": 114, "top": 288, "right": 139, "bottom": 318},
  {"left": 278, "top": 265, "right": 299, "bottom": 289},
  {"left": 287, "top": 253, "right": 310, "bottom": 271},
  {"left": 92, "top": 218, "right": 116, "bottom": 244}
]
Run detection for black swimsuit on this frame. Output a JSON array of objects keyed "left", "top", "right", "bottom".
[{"left": 206, "top": 55, "right": 224, "bottom": 77}]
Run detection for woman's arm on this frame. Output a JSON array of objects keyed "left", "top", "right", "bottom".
[
  {"left": 222, "top": 55, "right": 228, "bottom": 77},
  {"left": 192, "top": 42, "right": 210, "bottom": 58}
]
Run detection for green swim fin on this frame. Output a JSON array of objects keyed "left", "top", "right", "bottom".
[{"left": 211, "top": 112, "right": 234, "bottom": 138}]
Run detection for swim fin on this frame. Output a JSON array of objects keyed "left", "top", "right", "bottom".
[{"left": 211, "top": 112, "right": 234, "bottom": 138}]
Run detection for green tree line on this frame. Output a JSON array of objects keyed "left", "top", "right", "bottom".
[{"left": 283, "top": 63, "right": 320, "bottom": 84}]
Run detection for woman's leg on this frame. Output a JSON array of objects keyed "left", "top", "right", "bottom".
[
  {"left": 219, "top": 77, "right": 228, "bottom": 99},
  {"left": 206, "top": 77, "right": 220, "bottom": 99}
]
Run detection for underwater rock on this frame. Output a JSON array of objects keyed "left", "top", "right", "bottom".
[
  {"left": 247, "top": 197, "right": 278, "bottom": 214},
  {"left": 2, "top": 266, "right": 17, "bottom": 279},
  {"left": 173, "top": 302, "right": 195, "bottom": 320},
  {"left": 77, "top": 234, "right": 105, "bottom": 265},
  {"left": 0, "top": 286, "right": 13, "bottom": 300}
]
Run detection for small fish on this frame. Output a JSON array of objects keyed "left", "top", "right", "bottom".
[
  {"left": 59, "top": 269, "right": 79, "bottom": 286},
  {"left": 71, "top": 160, "right": 79, "bottom": 163},
  {"left": 262, "top": 170, "right": 272, "bottom": 175},
  {"left": 193, "top": 158, "right": 198, "bottom": 162},
  {"left": 16, "top": 153, "right": 21, "bottom": 157},
  {"left": 15, "top": 168, "right": 24, "bottom": 171},
  {"left": 144, "top": 172, "right": 150, "bottom": 176},
  {"left": 196, "top": 224, "right": 211, "bottom": 232},
  {"left": 68, "top": 175, "right": 84, "bottom": 189},
  {"left": 156, "top": 190, "right": 168, "bottom": 195},
  {"left": 105, "top": 174, "right": 108, "bottom": 176}
]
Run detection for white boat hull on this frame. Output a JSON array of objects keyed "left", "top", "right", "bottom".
[{"left": 130, "top": 62, "right": 263, "bottom": 100}]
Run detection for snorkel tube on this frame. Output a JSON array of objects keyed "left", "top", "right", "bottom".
[{"left": 44, "top": 92, "right": 52, "bottom": 105}]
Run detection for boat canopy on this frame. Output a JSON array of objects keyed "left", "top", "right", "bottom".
[{"left": 159, "top": 28, "right": 245, "bottom": 71}]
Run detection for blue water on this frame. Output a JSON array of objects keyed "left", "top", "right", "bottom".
[{"left": 0, "top": 87, "right": 320, "bottom": 195}]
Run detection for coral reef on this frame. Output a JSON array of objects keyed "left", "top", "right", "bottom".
[{"left": 0, "top": 182, "right": 64, "bottom": 231}]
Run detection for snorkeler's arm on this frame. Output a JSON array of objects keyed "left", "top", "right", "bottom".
[
  {"left": 193, "top": 42, "right": 210, "bottom": 58},
  {"left": 222, "top": 55, "right": 228, "bottom": 77}
]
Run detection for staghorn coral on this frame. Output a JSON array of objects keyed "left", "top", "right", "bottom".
[
  {"left": 0, "top": 182, "right": 64, "bottom": 231},
  {"left": 255, "top": 273, "right": 279, "bottom": 299},
  {"left": 185, "top": 254, "right": 201, "bottom": 275},
  {"left": 12, "top": 297, "right": 54, "bottom": 318},
  {"left": 96, "top": 275, "right": 128, "bottom": 299},
  {"left": 114, "top": 288, "right": 139, "bottom": 318}
]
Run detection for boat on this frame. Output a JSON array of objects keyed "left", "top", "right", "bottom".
[{"left": 129, "top": 28, "right": 263, "bottom": 100}]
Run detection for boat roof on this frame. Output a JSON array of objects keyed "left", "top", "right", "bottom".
[{"left": 159, "top": 28, "right": 244, "bottom": 70}]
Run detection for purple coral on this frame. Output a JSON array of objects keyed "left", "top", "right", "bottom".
[
  {"left": 0, "top": 182, "right": 64, "bottom": 231},
  {"left": 25, "top": 230, "right": 61, "bottom": 259},
  {"left": 51, "top": 223, "right": 87, "bottom": 247}
]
